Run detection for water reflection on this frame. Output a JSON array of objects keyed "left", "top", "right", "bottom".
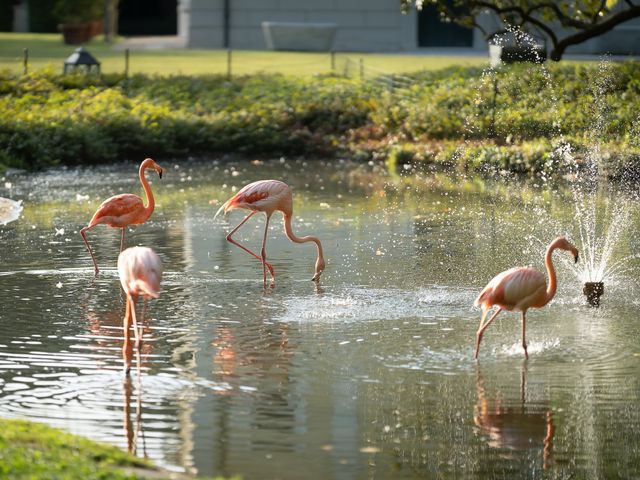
[
  {"left": 122, "top": 374, "right": 144, "bottom": 456},
  {"left": 474, "top": 365, "right": 554, "bottom": 470},
  {"left": 0, "top": 160, "right": 640, "bottom": 478}
]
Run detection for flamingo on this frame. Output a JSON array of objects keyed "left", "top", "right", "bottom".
[
  {"left": 117, "top": 246, "right": 162, "bottom": 374},
  {"left": 474, "top": 236, "right": 578, "bottom": 359},
  {"left": 215, "top": 179, "right": 325, "bottom": 287},
  {"left": 80, "top": 158, "right": 163, "bottom": 275}
]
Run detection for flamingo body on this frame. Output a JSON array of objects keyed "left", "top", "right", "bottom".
[
  {"left": 81, "top": 158, "right": 163, "bottom": 275},
  {"left": 474, "top": 237, "right": 578, "bottom": 359},
  {"left": 475, "top": 267, "right": 547, "bottom": 312},
  {"left": 118, "top": 246, "right": 162, "bottom": 301},
  {"left": 88, "top": 194, "right": 147, "bottom": 228},
  {"left": 117, "top": 246, "right": 162, "bottom": 374},
  {"left": 220, "top": 179, "right": 292, "bottom": 216},
  {"left": 216, "top": 179, "right": 325, "bottom": 287}
]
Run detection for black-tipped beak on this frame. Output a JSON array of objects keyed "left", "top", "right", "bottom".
[
  {"left": 574, "top": 252, "right": 579, "bottom": 263},
  {"left": 158, "top": 169, "right": 163, "bottom": 179}
]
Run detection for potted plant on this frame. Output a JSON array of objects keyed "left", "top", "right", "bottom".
[{"left": 54, "top": 0, "right": 103, "bottom": 45}]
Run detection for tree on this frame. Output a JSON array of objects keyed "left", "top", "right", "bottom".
[{"left": 401, "top": 1, "right": 640, "bottom": 61}]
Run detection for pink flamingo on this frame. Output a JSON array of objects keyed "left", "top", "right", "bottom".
[
  {"left": 118, "top": 246, "right": 162, "bottom": 374},
  {"left": 474, "top": 236, "right": 578, "bottom": 359},
  {"left": 80, "top": 158, "right": 163, "bottom": 275},
  {"left": 216, "top": 179, "right": 325, "bottom": 287}
]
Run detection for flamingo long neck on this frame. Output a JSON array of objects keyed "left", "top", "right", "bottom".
[
  {"left": 283, "top": 214, "right": 324, "bottom": 263},
  {"left": 544, "top": 244, "right": 558, "bottom": 304},
  {"left": 140, "top": 164, "right": 155, "bottom": 219}
]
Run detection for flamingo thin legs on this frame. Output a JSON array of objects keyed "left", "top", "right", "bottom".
[
  {"left": 225, "top": 211, "right": 275, "bottom": 285},
  {"left": 123, "top": 295, "right": 144, "bottom": 375},
  {"left": 521, "top": 312, "right": 528, "bottom": 359}
]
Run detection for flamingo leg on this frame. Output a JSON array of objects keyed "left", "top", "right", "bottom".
[
  {"left": 521, "top": 311, "right": 529, "bottom": 359},
  {"left": 129, "top": 294, "right": 142, "bottom": 368},
  {"left": 226, "top": 211, "right": 275, "bottom": 277},
  {"left": 475, "top": 307, "right": 502, "bottom": 359},
  {"left": 261, "top": 214, "right": 275, "bottom": 288},
  {"left": 123, "top": 297, "right": 133, "bottom": 374},
  {"left": 80, "top": 225, "right": 99, "bottom": 275},
  {"left": 120, "top": 228, "right": 126, "bottom": 253}
]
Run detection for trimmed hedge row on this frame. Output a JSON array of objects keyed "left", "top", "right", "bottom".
[{"left": 0, "top": 62, "right": 639, "bottom": 175}]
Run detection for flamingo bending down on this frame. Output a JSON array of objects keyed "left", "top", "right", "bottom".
[
  {"left": 216, "top": 179, "right": 325, "bottom": 287},
  {"left": 80, "top": 158, "right": 163, "bottom": 275},
  {"left": 117, "top": 246, "right": 162, "bottom": 374},
  {"left": 474, "top": 236, "right": 578, "bottom": 359}
]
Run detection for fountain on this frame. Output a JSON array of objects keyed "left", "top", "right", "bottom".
[{"left": 560, "top": 60, "right": 637, "bottom": 308}]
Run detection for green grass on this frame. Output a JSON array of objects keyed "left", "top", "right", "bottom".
[
  {"left": 0, "top": 32, "right": 490, "bottom": 76},
  {"left": 0, "top": 418, "right": 154, "bottom": 479},
  {"left": 0, "top": 418, "right": 240, "bottom": 479}
]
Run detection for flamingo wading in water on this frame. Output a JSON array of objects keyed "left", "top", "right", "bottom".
[
  {"left": 80, "top": 158, "right": 163, "bottom": 275},
  {"left": 118, "top": 246, "right": 162, "bottom": 374},
  {"left": 216, "top": 179, "right": 325, "bottom": 287},
  {"left": 474, "top": 236, "right": 578, "bottom": 359}
]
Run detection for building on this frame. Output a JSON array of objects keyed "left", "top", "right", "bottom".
[{"left": 177, "top": 0, "right": 640, "bottom": 55}]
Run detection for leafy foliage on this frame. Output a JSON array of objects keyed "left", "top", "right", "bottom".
[
  {"left": 0, "top": 62, "right": 639, "bottom": 176},
  {"left": 401, "top": 1, "right": 640, "bottom": 60}
]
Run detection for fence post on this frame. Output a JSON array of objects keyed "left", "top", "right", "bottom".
[
  {"left": 227, "top": 49, "right": 232, "bottom": 80},
  {"left": 359, "top": 58, "right": 364, "bottom": 80},
  {"left": 23, "top": 48, "right": 28, "bottom": 75},
  {"left": 331, "top": 50, "right": 335, "bottom": 72},
  {"left": 124, "top": 48, "right": 130, "bottom": 78}
]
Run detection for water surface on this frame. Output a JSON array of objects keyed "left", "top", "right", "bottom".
[{"left": 1, "top": 159, "right": 639, "bottom": 478}]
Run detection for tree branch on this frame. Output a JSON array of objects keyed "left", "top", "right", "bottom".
[{"left": 551, "top": 5, "right": 640, "bottom": 60}]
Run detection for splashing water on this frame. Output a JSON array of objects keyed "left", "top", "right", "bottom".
[{"left": 560, "top": 60, "right": 638, "bottom": 287}]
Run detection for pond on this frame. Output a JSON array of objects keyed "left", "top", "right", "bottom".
[{"left": 0, "top": 159, "right": 639, "bottom": 478}]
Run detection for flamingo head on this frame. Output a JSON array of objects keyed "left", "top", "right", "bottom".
[
  {"left": 553, "top": 236, "right": 579, "bottom": 263},
  {"left": 311, "top": 257, "right": 325, "bottom": 283},
  {"left": 141, "top": 158, "right": 163, "bottom": 179}
]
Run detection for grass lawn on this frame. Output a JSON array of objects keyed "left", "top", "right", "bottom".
[{"left": 0, "top": 32, "right": 490, "bottom": 76}]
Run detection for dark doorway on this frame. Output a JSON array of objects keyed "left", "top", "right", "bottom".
[
  {"left": 417, "top": 1, "right": 473, "bottom": 47},
  {"left": 119, "top": 0, "right": 177, "bottom": 36}
]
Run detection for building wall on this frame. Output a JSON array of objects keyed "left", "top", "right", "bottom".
[
  {"left": 182, "top": 0, "right": 419, "bottom": 51},
  {"left": 180, "top": 0, "right": 640, "bottom": 55}
]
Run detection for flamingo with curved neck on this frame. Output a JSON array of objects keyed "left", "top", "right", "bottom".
[
  {"left": 80, "top": 158, "right": 163, "bottom": 275},
  {"left": 216, "top": 179, "right": 326, "bottom": 287},
  {"left": 473, "top": 236, "right": 579, "bottom": 359}
]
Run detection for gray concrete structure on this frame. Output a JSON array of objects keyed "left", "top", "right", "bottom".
[{"left": 177, "top": 0, "right": 639, "bottom": 55}]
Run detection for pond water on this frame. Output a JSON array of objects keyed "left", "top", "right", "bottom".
[{"left": 1, "top": 159, "right": 639, "bottom": 478}]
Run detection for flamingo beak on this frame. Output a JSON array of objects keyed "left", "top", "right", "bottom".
[
  {"left": 158, "top": 168, "right": 163, "bottom": 179},
  {"left": 574, "top": 251, "right": 579, "bottom": 263}
]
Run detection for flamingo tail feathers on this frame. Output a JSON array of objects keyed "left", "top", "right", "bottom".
[{"left": 474, "top": 287, "right": 492, "bottom": 308}]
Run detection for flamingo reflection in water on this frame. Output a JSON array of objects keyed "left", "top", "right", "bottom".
[
  {"left": 474, "top": 366, "right": 554, "bottom": 469},
  {"left": 118, "top": 246, "right": 162, "bottom": 374},
  {"left": 122, "top": 374, "right": 145, "bottom": 456}
]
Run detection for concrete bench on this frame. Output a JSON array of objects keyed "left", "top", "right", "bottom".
[{"left": 262, "top": 21, "right": 337, "bottom": 52}]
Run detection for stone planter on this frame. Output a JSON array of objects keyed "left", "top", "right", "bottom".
[
  {"left": 262, "top": 21, "right": 337, "bottom": 52},
  {"left": 59, "top": 23, "right": 92, "bottom": 45}
]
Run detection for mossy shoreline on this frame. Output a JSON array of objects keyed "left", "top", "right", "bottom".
[
  {"left": 0, "top": 418, "right": 233, "bottom": 479},
  {"left": 1, "top": 62, "right": 639, "bottom": 179}
]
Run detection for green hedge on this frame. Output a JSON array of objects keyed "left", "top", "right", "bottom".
[{"left": 0, "top": 62, "right": 639, "bottom": 175}]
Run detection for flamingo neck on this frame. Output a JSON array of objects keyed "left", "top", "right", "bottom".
[
  {"left": 544, "top": 244, "right": 558, "bottom": 304},
  {"left": 283, "top": 214, "right": 324, "bottom": 263},
  {"left": 140, "top": 163, "right": 155, "bottom": 219}
]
